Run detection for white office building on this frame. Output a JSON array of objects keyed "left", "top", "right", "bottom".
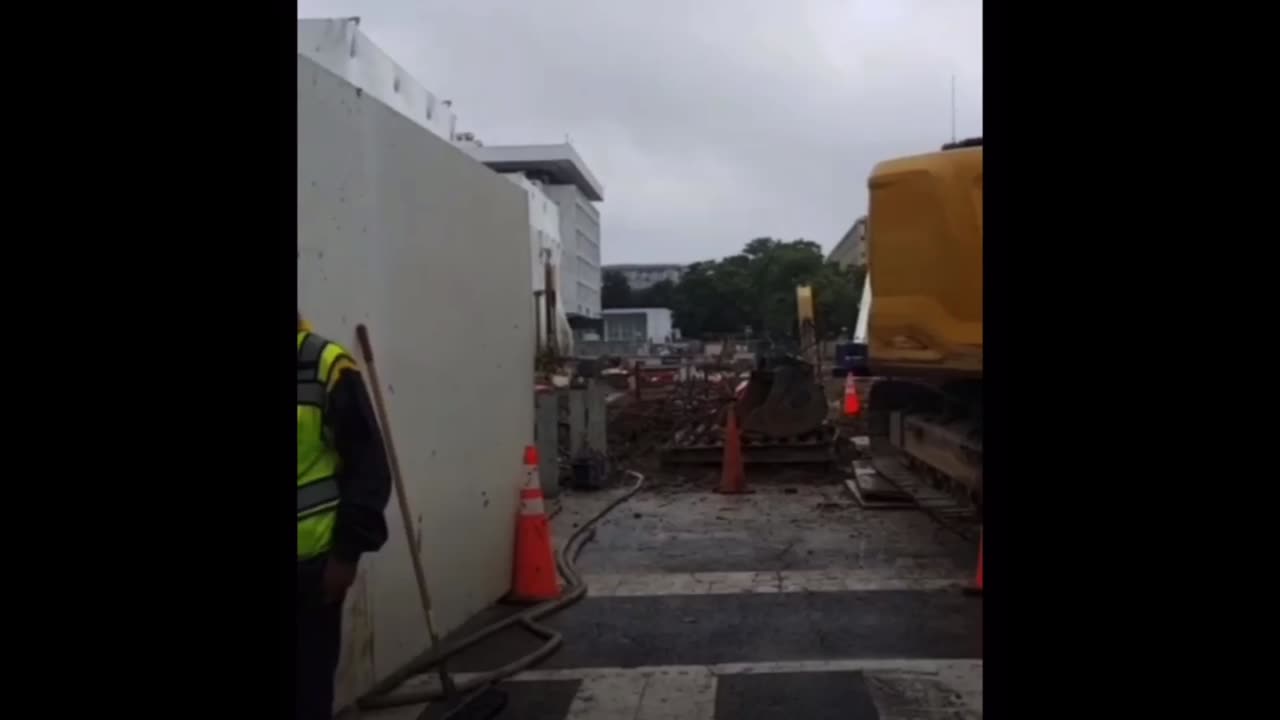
[
  {"left": 544, "top": 184, "right": 601, "bottom": 318},
  {"left": 505, "top": 173, "right": 562, "bottom": 292},
  {"left": 462, "top": 143, "right": 605, "bottom": 321},
  {"left": 828, "top": 216, "right": 868, "bottom": 269},
  {"left": 502, "top": 173, "right": 573, "bottom": 351},
  {"left": 602, "top": 307, "right": 676, "bottom": 344}
]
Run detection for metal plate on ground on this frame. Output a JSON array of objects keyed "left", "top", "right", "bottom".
[
  {"left": 865, "top": 672, "right": 982, "bottom": 720},
  {"left": 865, "top": 456, "right": 979, "bottom": 521},
  {"left": 418, "top": 680, "right": 580, "bottom": 720},
  {"left": 714, "top": 671, "right": 879, "bottom": 720},
  {"left": 845, "top": 475, "right": 915, "bottom": 509}
]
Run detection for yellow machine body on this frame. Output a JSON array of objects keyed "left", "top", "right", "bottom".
[{"left": 866, "top": 145, "right": 982, "bottom": 378}]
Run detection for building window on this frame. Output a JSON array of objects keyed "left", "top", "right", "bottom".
[{"left": 575, "top": 229, "right": 598, "bottom": 259}]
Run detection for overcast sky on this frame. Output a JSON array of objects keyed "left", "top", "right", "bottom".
[{"left": 297, "top": 1, "right": 982, "bottom": 265}]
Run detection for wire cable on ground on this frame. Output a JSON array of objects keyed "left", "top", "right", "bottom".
[{"left": 355, "top": 470, "right": 647, "bottom": 712}]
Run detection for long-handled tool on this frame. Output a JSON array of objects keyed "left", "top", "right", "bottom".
[
  {"left": 354, "top": 325, "right": 459, "bottom": 699},
  {"left": 356, "top": 324, "right": 508, "bottom": 719},
  {"left": 352, "top": 324, "right": 645, "bottom": 719}
]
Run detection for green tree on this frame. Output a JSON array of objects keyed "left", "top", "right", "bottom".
[
  {"left": 601, "top": 270, "right": 632, "bottom": 308},
  {"left": 812, "top": 262, "right": 864, "bottom": 338},
  {"left": 666, "top": 238, "right": 863, "bottom": 341},
  {"left": 671, "top": 262, "right": 725, "bottom": 337},
  {"left": 633, "top": 278, "right": 676, "bottom": 308}
]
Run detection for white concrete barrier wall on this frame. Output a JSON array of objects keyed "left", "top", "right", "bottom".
[
  {"left": 297, "top": 55, "right": 534, "bottom": 709},
  {"left": 297, "top": 18, "right": 458, "bottom": 142}
]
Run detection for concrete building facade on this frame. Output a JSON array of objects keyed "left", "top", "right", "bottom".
[
  {"left": 504, "top": 173, "right": 573, "bottom": 351},
  {"left": 505, "top": 173, "right": 562, "bottom": 291},
  {"left": 462, "top": 143, "right": 605, "bottom": 320},
  {"left": 604, "top": 263, "right": 685, "bottom": 290},
  {"left": 602, "top": 307, "right": 676, "bottom": 344},
  {"left": 545, "top": 183, "right": 602, "bottom": 318},
  {"left": 828, "top": 216, "right": 868, "bottom": 269}
]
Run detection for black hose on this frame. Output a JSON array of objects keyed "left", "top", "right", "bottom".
[{"left": 356, "top": 471, "right": 646, "bottom": 711}]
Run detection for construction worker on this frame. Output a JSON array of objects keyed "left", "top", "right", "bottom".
[{"left": 297, "top": 313, "right": 391, "bottom": 720}]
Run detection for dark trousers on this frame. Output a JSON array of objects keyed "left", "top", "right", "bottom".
[{"left": 297, "top": 556, "right": 344, "bottom": 720}]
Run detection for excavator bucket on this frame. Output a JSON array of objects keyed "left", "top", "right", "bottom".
[{"left": 737, "top": 361, "right": 828, "bottom": 438}]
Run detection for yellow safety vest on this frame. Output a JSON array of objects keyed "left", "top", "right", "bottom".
[{"left": 297, "top": 331, "right": 351, "bottom": 560}]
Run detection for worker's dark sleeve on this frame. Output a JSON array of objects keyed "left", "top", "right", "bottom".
[{"left": 325, "top": 366, "right": 392, "bottom": 563}]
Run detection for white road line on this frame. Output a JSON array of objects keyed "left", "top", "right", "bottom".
[
  {"left": 389, "top": 661, "right": 982, "bottom": 719},
  {"left": 373, "top": 661, "right": 983, "bottom": 717},
  {"left": 583, "top": 569, "right": 969, "bottom": 596},
  {"left": 450, "top": 660, "right": 981, "bottom": 720},
  {"left": 455, "top": 658, "right": 980, "bottom": 683}
]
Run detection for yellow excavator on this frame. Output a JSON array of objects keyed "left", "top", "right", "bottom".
[{"left": 864, "top": 137, "right": 983, "bottom": 508}]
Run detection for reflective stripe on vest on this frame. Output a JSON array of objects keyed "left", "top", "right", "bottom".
[
  {"left": 297, "top": 331, "right": 352, "bottom": 560},
  {"left": 298, "top": 476, "right": 340, "bottom": 516}
]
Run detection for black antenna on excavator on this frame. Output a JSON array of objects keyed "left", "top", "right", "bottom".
[{"left": 950, "top": 74, "right": 957, "bottom": 144}]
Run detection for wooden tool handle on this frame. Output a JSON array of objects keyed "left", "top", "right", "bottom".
[{"left": 355, "top": 323, "right": 441, "bottom": 645}]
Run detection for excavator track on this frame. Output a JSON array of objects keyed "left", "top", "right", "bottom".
[{"left": 865, "top": 378, "right": 983, "bottom": 514}]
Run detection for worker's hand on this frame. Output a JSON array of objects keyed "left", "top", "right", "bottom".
[{"left": 322, "top": 557, "right": 358, "bottom": 604}]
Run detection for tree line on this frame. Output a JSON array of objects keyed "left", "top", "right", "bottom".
[{"left": 603, "top": 238, "right": 865, "bottom": 342}]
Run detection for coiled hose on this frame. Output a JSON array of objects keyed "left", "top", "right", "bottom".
[{"left": 356, "top": 470, "right": 646, "bottom": 711}]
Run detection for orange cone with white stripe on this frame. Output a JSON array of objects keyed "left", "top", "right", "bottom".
[
  {"left": 843, "top": 372, "right": 860, "bottom": 416},
  {"left": 715, "top": 408, "right": 751, "bottom": 494},
  {"left": 510, "top": 445, "right": 560, "bottom": 603},
  {"left": 974, "top": 529, "right": 983, "bottom": 592}
]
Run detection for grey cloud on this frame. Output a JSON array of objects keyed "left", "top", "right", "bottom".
[{"left": 299, "top": 0, "right": 982, "bottom": 264}]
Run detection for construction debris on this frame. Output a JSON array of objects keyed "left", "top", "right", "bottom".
[
  {"left": 606, "top": 365, "right": 740, "bottom": 469},
  {"left": 663, "top": 425, "right": 836, "bottom": 466},
  {"left": 597, "top": 358, "right": 839, "bottom": 472}
]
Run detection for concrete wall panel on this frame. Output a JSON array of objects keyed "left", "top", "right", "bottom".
[
  {"left": 297, "top": 55, "right": 533, "bottom": 709},
  {"left": 297, "top": 18, "right": 458, "bottom": 142}
]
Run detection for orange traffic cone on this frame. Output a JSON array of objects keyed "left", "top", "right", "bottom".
[
  {"left": 843, "top": 372, "right": 860, "bottom": 416},
  {"left": 716, "top": 408, "right": 751, "bottom": 494},
  {"left": 966, "top": 529, "right": 983, "bottom": 595},
  {"left": 975, "top": 531, "right": 983, "bottom": 590},
  {"left": 510, "top": 445, "right": 560, "bottom": 603}
]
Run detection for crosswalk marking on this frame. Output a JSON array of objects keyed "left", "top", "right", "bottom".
[
  {"left": 371, "top": 660, "right": 981, "bottom": 720},
  {"left": 582, "top": 569, "right": 969, "bottom": 596},
  {"left": 454, "top": 658, "right": 981, "bottom": 683}
]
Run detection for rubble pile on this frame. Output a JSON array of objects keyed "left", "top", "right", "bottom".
[{"left": 606, "top": 373, "right": 740, "bottom": 467}]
